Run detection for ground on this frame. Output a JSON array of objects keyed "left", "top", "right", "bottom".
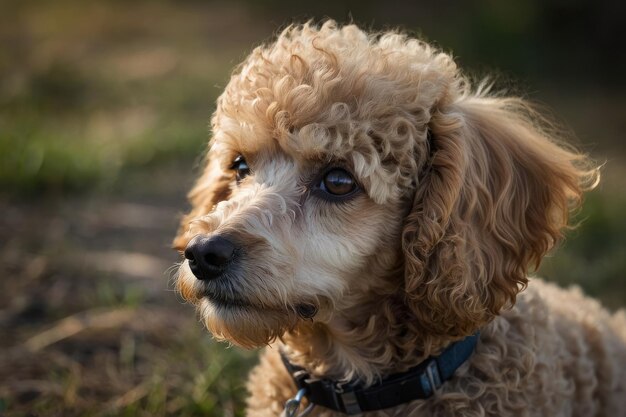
[{"left": 0, "top": 165, "right": 256, "bottom": 417}]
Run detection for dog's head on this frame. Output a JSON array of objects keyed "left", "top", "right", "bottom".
[{"left": 174, "top": 22, "right": 597, "bottom": 349}]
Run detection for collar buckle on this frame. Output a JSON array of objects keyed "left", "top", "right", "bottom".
[
  {"left": 421, "top": 360, "right": 442, "bottom": 396},
  {"left": 334, "top": 383, "right": 362, "bottom": 414}
]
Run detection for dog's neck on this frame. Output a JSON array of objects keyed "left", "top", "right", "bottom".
[{"left": 280, "top": 290, "right": 453, "bottom": 386}]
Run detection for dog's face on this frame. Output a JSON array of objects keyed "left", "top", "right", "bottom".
[
  {"left": 175, "top": 126, "right": 410, "bottom": 348},
  {"left": 174, "top": 22, "right": 594, "bottom": 350}
]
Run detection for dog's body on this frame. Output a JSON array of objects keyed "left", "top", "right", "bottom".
[
  {"left": 174, "top": 22, "right": 626, "bottom": 416},
  {"left": 248, "top": 280, "right": 626, "bottom": 416}
]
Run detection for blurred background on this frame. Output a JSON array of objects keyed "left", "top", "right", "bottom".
[{"left": 1, "top": 1, "right": 624, "bottom": 416}]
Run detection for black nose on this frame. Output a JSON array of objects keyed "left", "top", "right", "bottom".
[{"left": 184, "top": 235, "right": 236, "bottom": 280}]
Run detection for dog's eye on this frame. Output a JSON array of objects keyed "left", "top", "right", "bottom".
[
  {"left": 230, "top": 155, "right": 250, "bottom": 183},
  {"left": 319, "top": 168, "right": 357, "bottom": 196}
]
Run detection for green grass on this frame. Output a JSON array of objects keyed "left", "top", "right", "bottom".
[
  {"left": 0, "top": 59, "right": 213, "bottom": 194},
  {"left": 0, "top": 114, "right": 208, "bottom": 194},
  {"left": 0, "top": 1, "right": 251, "bottom": 196}
]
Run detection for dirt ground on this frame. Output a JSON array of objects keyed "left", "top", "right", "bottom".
[{"left": 0, "top": 165, "right": 257, "bottom": 417}]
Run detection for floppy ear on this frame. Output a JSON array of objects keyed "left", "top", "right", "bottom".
[
  {"left": 401, "top": 93, "right": 598, "bottom": 339},
  {"left": 172, "top": 148, "right": 232, "bottom": 251}
]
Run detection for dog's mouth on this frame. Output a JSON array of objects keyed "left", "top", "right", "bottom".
[
  {"left": 202, "top": 288, "right": 318, "bottom": 319},
  {"left": 202, "top": 287, "right": 286, "bottom": 313},
  {"left": 202, "top": 288, "right": 256, "bottom": 310}
]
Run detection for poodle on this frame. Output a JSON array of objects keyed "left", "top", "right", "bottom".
[{"left": 173, "top": 22, "right": 626, "bottom": 416}]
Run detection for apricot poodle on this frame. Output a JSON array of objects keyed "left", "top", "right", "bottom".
[{"left": 174, "top": 22, "right": 626, "bottom": 416}]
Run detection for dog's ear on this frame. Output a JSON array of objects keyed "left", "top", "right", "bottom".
[
  {"left": 401, "top": 94, "right": 598, "bottom": 338},
  {"left": 173, "top": 150, "right": 232, "bottom": 251}
]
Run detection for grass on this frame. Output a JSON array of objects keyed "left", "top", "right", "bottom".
[
  {"left": 0, "top": 112, "right": 208, "bottom": 193},
  {"left": 0, "top": 52, "right": 212, "bottom": 193},
  {"left": 0, "top": 0, "right": 265, "bottom": 195}
]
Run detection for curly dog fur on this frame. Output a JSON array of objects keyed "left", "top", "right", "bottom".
[{"left": 174, "top": 22, "right": 626, "bottom": 416}]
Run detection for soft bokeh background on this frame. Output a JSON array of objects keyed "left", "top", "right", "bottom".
[{"left": 1, "top": 1, "right": 624, "bottom": 416}]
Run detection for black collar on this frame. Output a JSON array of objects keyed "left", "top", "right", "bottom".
[{"left": 281, "top": 332, "right": 479, "bottom": 415}]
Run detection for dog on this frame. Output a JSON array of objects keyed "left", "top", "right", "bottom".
[{"left": 173, "top": 21, "right": 626, "bottom": 416}]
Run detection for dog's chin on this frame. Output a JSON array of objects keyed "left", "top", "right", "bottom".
[
  {"left": 199, "top": 298, "right": 300, "bottom": 349},
  {"left": 177, "top": 268, "right": 315, "bottom": 348}
]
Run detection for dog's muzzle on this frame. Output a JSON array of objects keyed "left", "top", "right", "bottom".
[{"left": 184, "top": 235, "right": 237, "bottom": 280}]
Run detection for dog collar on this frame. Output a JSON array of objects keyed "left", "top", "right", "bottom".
[{"left": 281, "top": 332, "right": 479, "bottom": 415}]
